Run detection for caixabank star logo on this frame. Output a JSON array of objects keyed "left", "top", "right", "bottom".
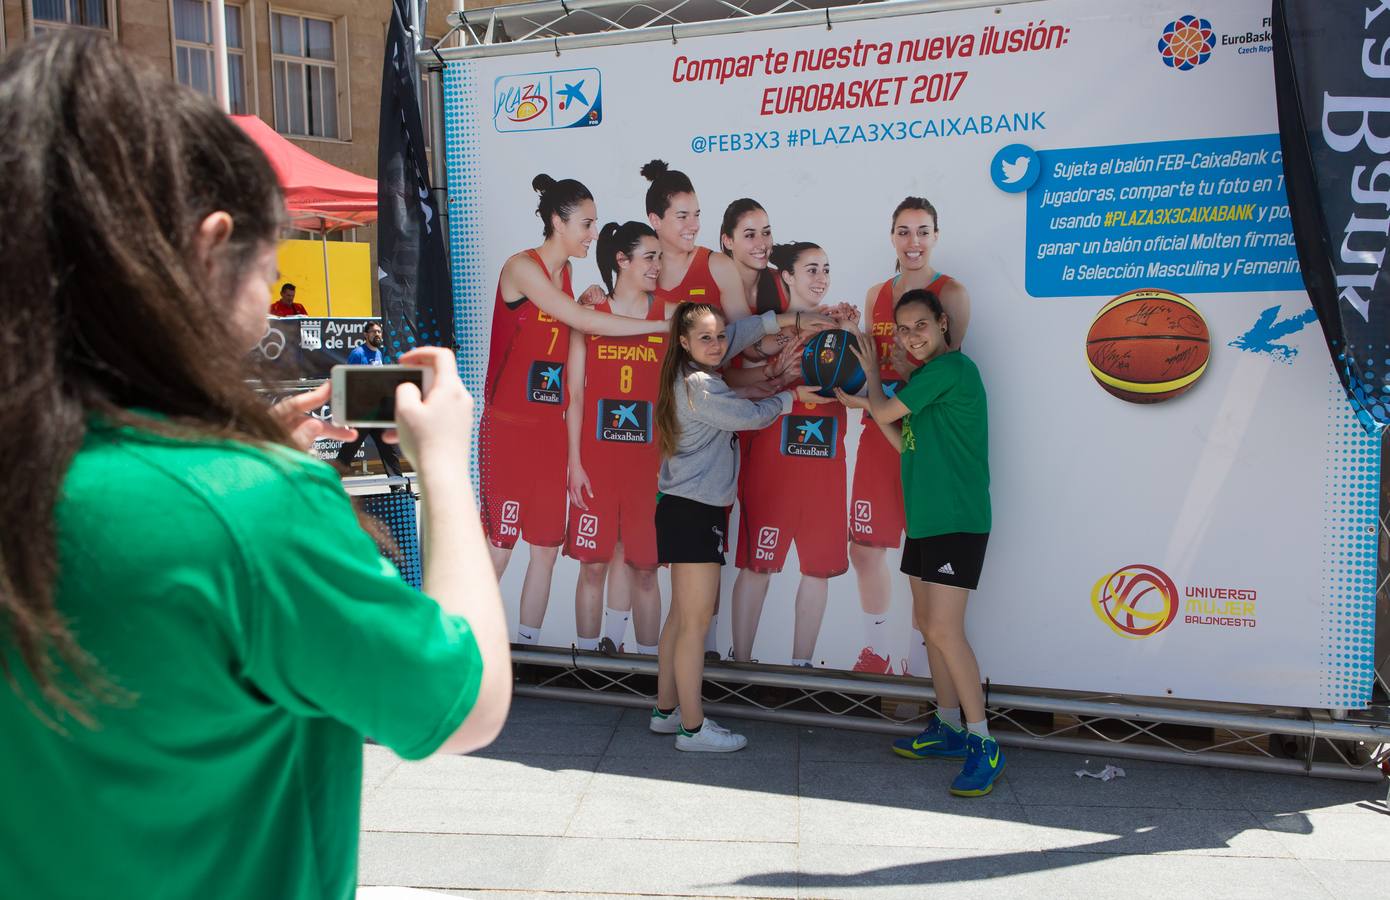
[
  {"left": 1157, "top": 15, "right": 1216, "bottom": 71},
  {"left": 1090, "top": 564, "right": 1179, "bottom": 639}
]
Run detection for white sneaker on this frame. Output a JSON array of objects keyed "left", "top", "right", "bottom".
[
  {"left": 675, "top": 717, "right": 748, "bottom": 752},
  {"left": 649, "top": 706, "right": 681, "bottom": 734}
]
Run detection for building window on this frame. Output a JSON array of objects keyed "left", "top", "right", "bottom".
[
  {"left": 32, "top": 0, "right": 112, "bottom": 32},
  {"left": 271, "top": 12, "right": 340, "bottom": 138},
  {"left": 173, "top": 1, "right": 248, "bottom": 115}
]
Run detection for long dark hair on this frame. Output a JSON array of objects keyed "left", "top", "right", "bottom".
[
  {"left": 641, "top": 159, "right": 696, "bottom": 218},
  {"left": 0, "top": 34, "right": 288, "bottom": 719},
  {"left": 655, "top": 302, "right": 722, "bottom": 458},
  {"left": 719, "top": 199, "right": 783, "bottom": 314},
  {"left": 533, "top": 173, "right": 594, "bottom": 237},
  {"left": 596, "top": 220, "right": 657, "bottom": 293}
]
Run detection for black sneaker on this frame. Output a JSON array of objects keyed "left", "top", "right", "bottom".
[{"left": 598, "top": 637, "right": 622, "bottom": 657}]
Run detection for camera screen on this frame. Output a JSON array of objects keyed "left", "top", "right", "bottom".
[{"left": 342, "top": 368, "right": 423, "bottom": 422}]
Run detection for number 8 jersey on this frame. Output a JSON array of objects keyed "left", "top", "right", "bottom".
[{"left": 564, "top": 296, "right": 668, "bottom": 568}]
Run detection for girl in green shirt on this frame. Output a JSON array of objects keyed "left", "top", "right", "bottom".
[
  {"left": 0, "top": 34, "right": 512, "bottom": 898},
  {"left": 838, "top": 288, "right": 1005, "bottom": 798}
]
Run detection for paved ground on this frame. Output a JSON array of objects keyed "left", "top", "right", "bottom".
[{"left": 359, "top": 696, "right": 1390, "bottom": 899}]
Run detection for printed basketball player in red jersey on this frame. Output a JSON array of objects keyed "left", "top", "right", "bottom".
[
  {"left": 642, "top": 160, "right": 746, "bottom": 319},
  {"left": 849, "top": 197, "right": 972, "bottom": 675},
  {"left": 480, "top": 174, "right": 666, "bottom": 647},
  {"left": 730, "top": 241, "right": 860, "bottom": 666},
  {"left": 564, "top": 222, "right": 671, "bottom": 657}
]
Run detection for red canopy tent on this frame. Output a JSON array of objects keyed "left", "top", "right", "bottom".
[
  {"left": 232, "top": 115, "right": 377, "bottom": 315},
  {"left": 231, "top": 114, "right": 377, "bottom": 233}
]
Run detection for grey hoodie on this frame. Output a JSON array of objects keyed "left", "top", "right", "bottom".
[{"left": 658, "top": 310, "right": 793, "bottom": 507}]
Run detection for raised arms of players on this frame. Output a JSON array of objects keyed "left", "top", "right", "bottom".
[{"left": 504, "top": 254, "right": 664, "bottom": 336}]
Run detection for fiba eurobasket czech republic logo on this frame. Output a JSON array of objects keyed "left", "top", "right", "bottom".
[{"left": 1157, "top": 15, "right": 1215, "bottom": 71}]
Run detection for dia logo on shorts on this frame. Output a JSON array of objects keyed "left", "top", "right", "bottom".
[
  {"left": 576, "top": 513, "right": 599, "bottom": 550},
  {"left": 852, "top": 500, "right": 873, "bottom": 534},
  {"left": 499, "top": 500, "right": 521, "bottom": 538},
  {"left": 755, "top": 526, "right": 780, "bottom": 561}
]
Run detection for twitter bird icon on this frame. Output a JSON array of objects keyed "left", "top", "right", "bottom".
[{"left": 990, "top": 143, "right": 1040, "bottom": 193}]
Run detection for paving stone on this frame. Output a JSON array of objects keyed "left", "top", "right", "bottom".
[
  {"left": 1022, "top": 805, "right": 1290, "bottom": 858},
  {"left": 362, "top": 786, "right": 582, "bottom": 837}
]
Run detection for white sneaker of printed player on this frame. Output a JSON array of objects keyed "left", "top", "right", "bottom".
[
  {"left": 649, "top": 705, "right": 681, "bottom": 734},
  {"left": 675, "top": 717, "right": 747, "bottom": 753}
]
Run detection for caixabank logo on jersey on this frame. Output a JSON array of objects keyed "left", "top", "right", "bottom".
[
  {"left": 1091, "top": 563, "right": 1258, "bottom": 639},
  {"left": 494, "top": 68, "right": 602, "bottom": 132},
  {"left": 527, "top": 362, "right": 564, "bottom": 404},
  {"left": 781, "top": 415, "right": 837, "bottom": 458},
  {"left": 596, "top": 399, "right": 651, "bottom": 442}
]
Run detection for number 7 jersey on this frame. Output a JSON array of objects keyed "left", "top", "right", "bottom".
[{"left": 484, "top": 249, "right": 573, "bottom": 418}]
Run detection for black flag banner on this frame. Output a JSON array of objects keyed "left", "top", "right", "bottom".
[
  {"left": 377, "top": 0, "right": 453, "bottom": 357},
  {"left": 1273, "top": 1, "right": 1390, "bottom": 433}
]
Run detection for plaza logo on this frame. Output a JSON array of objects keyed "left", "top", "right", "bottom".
[
  {"left": 1090, "top": 564, "right": 1179, "bottom": 639},
  {"left": 1157, "top": 15, "right": 1215, "bottom": 71},
  {"left": 494, "top": 68, "right": 602, "bottom": 132}
]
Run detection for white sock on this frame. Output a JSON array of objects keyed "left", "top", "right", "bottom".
[
  {"left": 937, "top": 706, "right": 963, "bottom": 730},
  {"left": 576, "top": 636, "right": 599, "bottom": 651},
  {"left": 792, "top": 657, "right": 813, "bottom": 667},
  {"left": 862, "top": 612, "right": 889, "bottom": 653},
  {"left": 705, "top": 616, "right": 720, "bottom": 654},
  {"left": 908, "top": 630, "right": 930, "bottom": 675},
  {"left": 966, "top": 718, "right": 990, "bottom": 739},
  {"left": 603, "top": 609, "right": 630, "bottom": 646},
  {"left": 515, "top": 627, "right": 539, "bottom": 645},
  {"left": 634, "top": 642, "right": 658, "bottom": 655}
]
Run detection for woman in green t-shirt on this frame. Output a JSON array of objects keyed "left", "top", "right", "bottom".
[
  {"left": 0, "top": 35, "right": 512, "bottom": 899},
  {"left": 838, "top": 288, "right": 1005, "bottom": 798}
]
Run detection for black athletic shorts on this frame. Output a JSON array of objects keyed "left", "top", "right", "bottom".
[
  {"left": 900, "top": 532, "right": 989, "bottom": 590},
  {"left": 656, "top": 493, "right": 728, "bottom": 565}
]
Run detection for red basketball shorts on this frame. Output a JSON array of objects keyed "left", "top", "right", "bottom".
[
  {"left": 849, "top": 419, "right": 906, "bottom": 549},
  {"left": 478, "top": 407, "right": 567, "bottom": 549},
  {"left": 735, "top": 456, "right": 848, "bottom": 578},
  {"left": 563, "top": 446, "right": 660, "bottom": 569}
]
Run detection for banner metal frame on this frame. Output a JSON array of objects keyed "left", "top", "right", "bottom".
[{"left": 420, "top": 0, "right": 1390, "bottom": 782}]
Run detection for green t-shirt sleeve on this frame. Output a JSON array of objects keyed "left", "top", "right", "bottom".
[
  {"left": 230, "top": 457, "right": 483, "bottom": 761},
  {"left": 896, "top": 355, "right": 962, "bottom": 414}
]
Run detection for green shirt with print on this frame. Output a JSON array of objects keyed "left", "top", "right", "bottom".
[
  {"left": 0, "top": 422, "right": 484, "bottom": 900},
  {"left": 897, "top": 351, "right": 991, "bottom": 537}
]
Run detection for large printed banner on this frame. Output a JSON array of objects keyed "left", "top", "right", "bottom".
[{"left": 443, "top": 0, "right": 1378, "bottom": 708}]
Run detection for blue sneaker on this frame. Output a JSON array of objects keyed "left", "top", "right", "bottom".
[
  {"left": 950, "top": 732, "right": 1006, "bottom": 797},
  {"left": 892, "top": 714, "right": 968, "bottom": 760}
]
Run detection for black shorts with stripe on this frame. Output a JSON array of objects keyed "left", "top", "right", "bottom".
[{"left": 900, "top": 532, "right": 989, "bottom": 590}]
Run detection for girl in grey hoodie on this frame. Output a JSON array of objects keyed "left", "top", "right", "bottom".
[{"left": 647, "top": 301, "right": 832, "bottom": 752}]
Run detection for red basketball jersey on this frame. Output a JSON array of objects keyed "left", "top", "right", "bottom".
[
  {"left": 654, "top": 246, "right": 722, "bottom": 310},
  {"left": 867, "top": 271, "right": 956, "bottom": 391},
  {"left": 580, "top": 297, "right": 668, "bottom": 452},
  {"left": 484, "top": 250, "right": 574, "bottom": 417}
]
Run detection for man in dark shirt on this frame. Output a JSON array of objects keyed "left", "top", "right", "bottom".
[
  {"left": 269, "top": 283, "right": 308, "bottom": 317},
  {"left": 334, "top": 322, "right": 406, "bottom": 488}
]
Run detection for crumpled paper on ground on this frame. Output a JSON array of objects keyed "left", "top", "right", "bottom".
[{"left": 1075, "top": 764, "right": 1126, "bottom": 781}]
